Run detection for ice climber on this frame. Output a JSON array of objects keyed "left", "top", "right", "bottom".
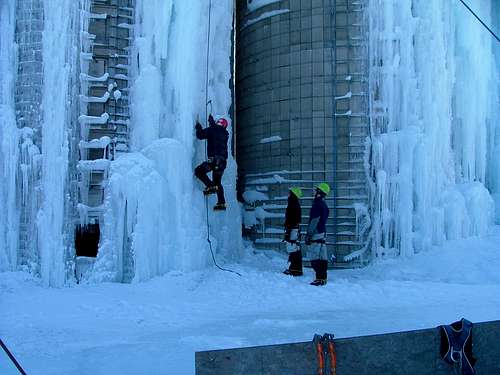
[
  {"left": 305, "top": 183, "right": 330, "bottom": 286},
  {"left": 283, "top": 187, "right": 303, "bottom": 276},
  {"left": 194, "top": 114, "right": 229, "bottom": 211}
]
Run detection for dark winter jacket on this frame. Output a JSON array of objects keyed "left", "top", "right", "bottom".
[
  {"left": 196, "top": 116, "right": 229, "bottom": 159},
  {"left": 307, "top": 196, "right": 329, "bottom": 236},
  {"left": 284, "top": 193, "right": 301, "bottom": 229}
]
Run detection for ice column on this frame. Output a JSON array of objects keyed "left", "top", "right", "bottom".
[
  {"left": 0, "top": 1, "right": 20, "bottom": 271},
  {"left": 36, "top": 0, "right": 79, "bottom": 286},
  {"left": 486, "top": 2, "right": 500, "bottom": 223},
  {"left": 14, "top": 0, "right": 44, "bottom": 273},
  {"left": 368, "top": 0, "right": 498, "bottom": 258},
  {"left": 95, "top": 0, "right": 242, "bottom": 282}
]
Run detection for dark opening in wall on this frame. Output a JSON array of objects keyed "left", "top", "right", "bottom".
[{"left": 75, "top": 224, "right": 100, "bottom": 257}]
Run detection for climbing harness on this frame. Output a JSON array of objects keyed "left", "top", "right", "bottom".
[
  {"left": 457, "top": 0, "right": 499, "bottom": 43},
  {"left": 0, "top": 339, "right": 27, "bottom": 375},
  {"left": 440, "top": 318, "right": 476, "bottom": 375},
  {"left": 202, "top": 0, "right": 241, "bottom": 278},
  {"left": 283, "top": 227, "right": 300, "bottom": 250},
  {"left": 313, "top": 333, "right": 337, "bottom": 375}
]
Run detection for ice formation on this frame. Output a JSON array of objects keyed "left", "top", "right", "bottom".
[
  {"left": 0, "top": 0, "right": 243, "bottom": 285},
  {"left": 94, "top": 0, "right": 243, "bottom": 282},
  {"left": 246, "top": 0, "right": 282, "bottom": 13},
  {"left": 0, "top": 1, "right": 19, "bottom": 272},
  {"left": 37, "top": 0, "right": 80, "bottom": 286},
  {"left": 367, "top": 0, "right": 499, "bottom": 258},
  {"left": 0, "top": 0, "right": 498, "bottom": 284},
  {"left": 260, "top": 135, "right": 282, "bottom": 144},
  {"left": 242, "top": 9, "right": 290, "bottom": 29}
]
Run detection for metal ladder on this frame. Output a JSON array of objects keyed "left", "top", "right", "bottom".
[
  {"left": 76, "top": 0, "right": 133, "bottom": 280},
  {"left": 15, "top": 0, "right": 44, "bottom": 272},
  {"left": 78, "top": 0, "right": 133, "bottom": 219},
  {"left": 332, "top": 0, "right": 370, "bottom": 264}
]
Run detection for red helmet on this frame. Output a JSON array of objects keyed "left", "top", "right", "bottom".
[{"left": 216, "top": 118, "right": 228, "bottom": 128}]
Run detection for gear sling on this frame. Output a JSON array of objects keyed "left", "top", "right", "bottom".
[{"left": 440, "top": 318, "right": 476, "bottom": 374}]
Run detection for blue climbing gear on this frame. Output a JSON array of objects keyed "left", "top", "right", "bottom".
[{"left": 440, "top": 318, "right": 476, "bottom": 375}]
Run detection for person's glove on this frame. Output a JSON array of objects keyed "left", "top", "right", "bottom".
[
  {"left": 208, "top": 114, "right": 216, "bottom": 126},
  {"left": 195, "top": 121, "right": 202, "bottom": 130}
]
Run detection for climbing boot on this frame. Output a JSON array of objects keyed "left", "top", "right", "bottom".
[
  {"left": 283, "top": 250, "right": 303, "bottom": 276},
  {"left": 319, "top": 260, "right": 328, "bottom": 281},
  {"left": 213, "top": 203, "right": 227, "bottom": 211},
  {"left": 203, "top": 186, "right": 218, "bottom": 196},
  {"left": 310, "top": 259, "right": 328, "bottom": 286},
  {"left": 310, "top": 278, "right": 327, "bottom": 286},
  {"left": 283, "top": 269, "right": 303, "bottom": 276}
]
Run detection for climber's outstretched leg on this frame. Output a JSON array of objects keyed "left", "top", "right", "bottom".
[
  {"left": 195, "top": 161, "right": 217, "bottom": 195},
  {"left": 212, "top": 157, "right": 227, "bottom": 211}
]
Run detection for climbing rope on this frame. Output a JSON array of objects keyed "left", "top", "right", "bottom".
[
  {"left": 0, "top": 339, "right": 27, "bottom": 375},
  {"left": 203, "top": 0, "right": 242, "bottom": 277},
  {"left": 204, "top": 0, "right": 212, "bottom": 124},
  {"left": 457, "top": 0, "right": 499, "bottom": 43}
]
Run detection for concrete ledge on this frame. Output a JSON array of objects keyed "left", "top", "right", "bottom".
[{"left": 196, "top": 320, "right": 500, "bottom": 374}]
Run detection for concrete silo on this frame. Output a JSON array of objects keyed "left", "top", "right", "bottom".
[{"left": 235, "top": 0, "right": 370, "bottom": 264}]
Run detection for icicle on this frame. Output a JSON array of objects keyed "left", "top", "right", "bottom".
[
  {"left": 93, "top": 0, "right": 243, "bottom": 282},
  {"left": 367, "top": 0, "right": 498, "bottom": 258},
  {"left": 37, "top": 0, "right": 79, "bottom": 287},
  {"left": 0, "top": 0, "right": 19, "bottom": 271}
]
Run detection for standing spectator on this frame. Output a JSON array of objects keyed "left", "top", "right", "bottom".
[
  {"left": 305, "top": 183, "right": 330, "bottom": 286},
  {"left": 283, "top": 187, "right": 303, "bottom": 276}
]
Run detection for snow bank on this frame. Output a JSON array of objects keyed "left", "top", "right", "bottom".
[
  {"left": 368, "top": 0, "right": 499, "bottom": 258},
  {"left": 3, "top": 227, "right": 500, "bottom": 373}
]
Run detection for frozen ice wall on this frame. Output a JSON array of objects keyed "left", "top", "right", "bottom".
[
  {"left": 95, "top": 0, "right": 243, "bottom": 282},
  {"left": 0, "top": 1, "right": 80, "bottom": 285},
  {"left": 489, "top": 2, "right": 500, "bottom": 223},
  {"left": 0, "top": 1, "right": 19, "bottom": 272},
  {"left": 36, "top": 0, "right": 79, "bottom": 286},
  {"left": 368, "top": 0, "right": 499, "bottom": 258}
]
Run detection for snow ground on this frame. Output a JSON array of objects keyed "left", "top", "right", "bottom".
[{"left": 1, "top": 227, "right": 500, "bottom": 375}]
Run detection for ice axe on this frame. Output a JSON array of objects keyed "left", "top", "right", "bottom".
[{"left": 206, "top": 99, "right": 213, "bottom": 120}]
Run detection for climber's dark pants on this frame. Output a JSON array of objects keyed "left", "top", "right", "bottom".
[{"left": 195, "top": 157, "right": 227, "bottom": 204}]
